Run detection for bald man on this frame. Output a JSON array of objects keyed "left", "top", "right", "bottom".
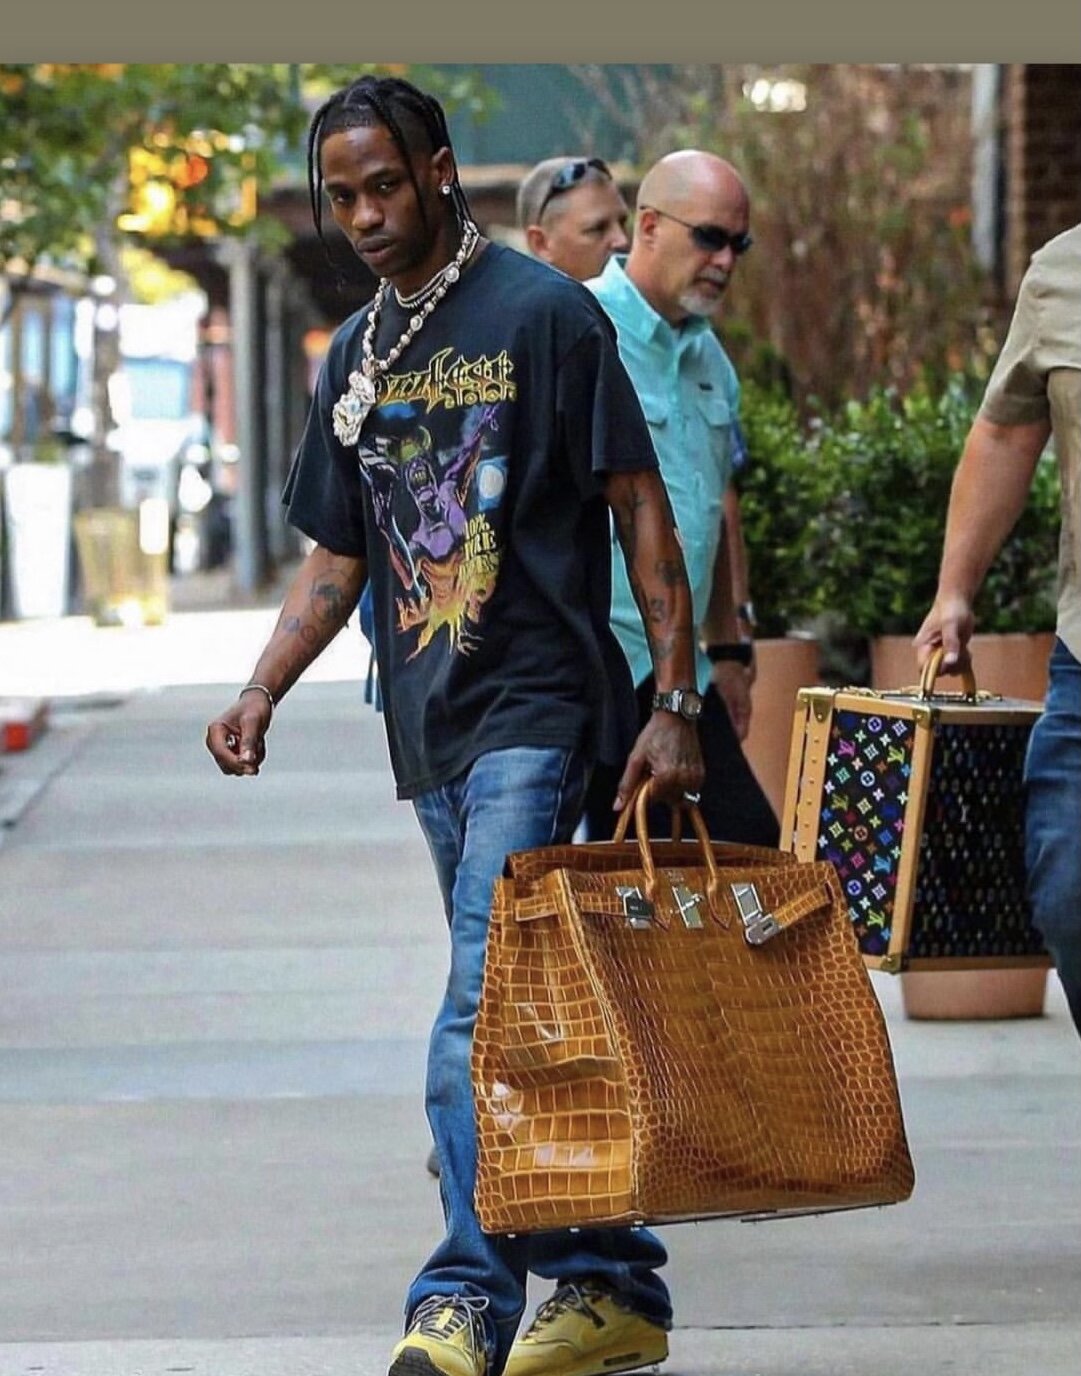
[
  {"left": 580, "top": 149, "right": 780, "bottom": 849},
  {"left": 517, "top": 155, "right": 631, "bottom": 283}
]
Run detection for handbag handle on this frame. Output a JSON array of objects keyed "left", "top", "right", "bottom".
[
  {"left": 918, "top": 645, "right": 977, "bottom": 701},
  {"left": 611, "top": 781, "right": 787, "bottom": 868},
  {"left": 613, "top": 780, "right": 722, "bottom": 910},
  {"left": 612, "top": 783, "right": 688, "bottom": 844}
]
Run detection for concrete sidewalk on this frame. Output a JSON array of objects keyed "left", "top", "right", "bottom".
[
  {"left": 3, "top": 1323, "right": 1079, "bottom": 1375},
  {"left": 0, "top": 606, "right": 1078, "bottom": 1376},
  {"left": 0, "top": 562, "right": 360, "bottom": 705}
]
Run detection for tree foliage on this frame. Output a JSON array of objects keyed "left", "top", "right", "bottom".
[
  {"left": 1, "top": 64, "right": 303, "bottom": 278},
  {"left": 0, "top": 63, "right": 491, "bottom": 282},
  {"left": 0, "top": 63, "right": 489, "bottom": 485},
  {"left": 571, "top": 64, "right": 1006, "bottom": 410}
]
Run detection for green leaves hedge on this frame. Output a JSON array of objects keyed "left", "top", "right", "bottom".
[{"left": 736, "top": 375, "right": 1060, "bottom": 639}]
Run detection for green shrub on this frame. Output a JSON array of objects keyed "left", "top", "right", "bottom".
[
  {"left": 737, "top": 373, "right": 1061, "bottom": 643},
  {"left": 735, "top": 380, "right": 831, "bottom": 637},
  {"left": 809, "top": 377, "right": 1059, "bottom": 637}
]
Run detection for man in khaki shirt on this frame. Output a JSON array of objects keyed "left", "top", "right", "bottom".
[{"left": 916, "top": 223, "right": 1081, "bottom": 1037}]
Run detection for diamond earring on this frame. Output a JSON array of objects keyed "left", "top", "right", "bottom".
[{"left": 440, "top": 185, "right": 452, "bottom": 197}]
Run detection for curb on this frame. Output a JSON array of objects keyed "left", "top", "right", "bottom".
[
  {"left": 0, "top": 698, "right": 119, "bottom": 843},
  {"left": 0, "top": 697, "right": 49, "bottom": 754}
]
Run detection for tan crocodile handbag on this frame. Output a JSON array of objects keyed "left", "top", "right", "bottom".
[{"left": 472, "top": 781, "right": 915, "bottom": 1234}]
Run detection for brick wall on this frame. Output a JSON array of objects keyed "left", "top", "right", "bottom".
[{"left": 1004, "top": 64, "right": 1081, "bottom": 295}]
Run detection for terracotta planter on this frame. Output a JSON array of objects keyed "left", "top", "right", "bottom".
[
  {"left": 901, "top": 966, "right": 1049, "bottom": 1020},
  {"left": 871, "top": 631, "right": 1055, "bottom": 1020},
  {"left": 743, "top": 635, "right": 821, "bottom": 820}
]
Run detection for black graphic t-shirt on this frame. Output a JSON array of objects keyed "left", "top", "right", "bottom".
[{"left": 283, "top": 243, "right": 658, "bottom": 800}]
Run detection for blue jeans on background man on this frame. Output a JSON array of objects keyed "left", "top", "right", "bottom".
[
  {"left": 1024, "top": 638, "right": 1081, "bottom": 1037},
  {"left": 409, "top": 745, "right": 671, "bottom": 1374}
]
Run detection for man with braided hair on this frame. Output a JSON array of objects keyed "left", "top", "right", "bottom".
[{"left": 206, "top": 74, "right": 702, "bottom": 1376}]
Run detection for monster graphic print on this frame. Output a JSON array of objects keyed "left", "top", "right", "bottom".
[{"left": 356, "top": 400, "right": 509, "bottom": 660}]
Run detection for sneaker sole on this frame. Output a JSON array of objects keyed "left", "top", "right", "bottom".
[
  {"left": 389, "top": 1353, "right": 466, "bottom": 1376},
  {"left": 585, "top": 1354, "right": 665, "bottom": 1376},
  {"left": 509, "top": 1348, "right": 665, "bottom": 1376}
]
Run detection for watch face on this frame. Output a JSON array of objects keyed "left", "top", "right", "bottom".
[{"left": 680, "top": 690, "right": 704, "bottom": 720}]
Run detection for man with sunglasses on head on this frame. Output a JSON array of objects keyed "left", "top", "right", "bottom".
[
  {"left": 580, "top": 149, "right": 780, "bottom": 848},
  {"left": 517, "top": 155, "right": 631, "bottom": 285}
]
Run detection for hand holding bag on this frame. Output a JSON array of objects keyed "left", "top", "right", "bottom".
[{"left": 472, "top": 782, "right": 915, "bottom": 1234}]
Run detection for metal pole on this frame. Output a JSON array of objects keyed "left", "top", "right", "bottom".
[
  {"left": 971, "top": 64, "right": 1002, "bottom": 278},
  {"left": 226, "top": 237, "right": 268, "bottom": 593},
  {"left": 263, "top": 269, "right": 288, "bottom": 567}
]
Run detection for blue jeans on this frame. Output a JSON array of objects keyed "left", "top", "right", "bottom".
[
  {"left": 1024, "top": 639, "right": 1081, "bottom": 1037},
  {"left": 409, "top": 745, "right": 671, "bottom": 1374}
]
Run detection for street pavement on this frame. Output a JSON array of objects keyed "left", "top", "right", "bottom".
[{"left": 0, "top": 593, "right": 1079, "bottom": 1375}]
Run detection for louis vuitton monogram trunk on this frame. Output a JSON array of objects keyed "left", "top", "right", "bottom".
[{"left": 779, "top": 671, "right": 1051, "bottom": 973}]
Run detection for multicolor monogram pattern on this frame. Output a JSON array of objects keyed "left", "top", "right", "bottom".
[
  {"left": 910, "top": 722, "right": 1041, "bottom": 960},
  {"left": 816, "top": 710, "right": 913, "bottom": 960},
  {"left": 815, "top": 708, "right": 1043, "bottom": 963}
]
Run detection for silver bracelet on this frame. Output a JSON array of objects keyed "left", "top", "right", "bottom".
[{"left": 239, "top": 681, "right": 275, "bottom": 714}]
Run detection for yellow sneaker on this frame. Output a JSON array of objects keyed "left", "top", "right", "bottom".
[
  {"left": 504, "top": 1281, "right": 668, "bottom": 1376},
  {"left": 389, "top": 1295, "right": 489, "bottom": 1376}
]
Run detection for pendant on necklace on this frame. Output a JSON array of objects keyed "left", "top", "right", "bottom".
[
  {"left": 332, "top": 367, "right": 380, "bottom": 446},
  {"left": 333, "top": 223, "right": 479, "bottom": 448}
]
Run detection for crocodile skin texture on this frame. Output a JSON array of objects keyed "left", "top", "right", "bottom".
[{"left": 473, "top": 818, "right": 915, "bottom": 1234}]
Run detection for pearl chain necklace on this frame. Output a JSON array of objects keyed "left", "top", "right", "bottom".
[{"left": 332, "top": 221, "right": 480, "bottom": 447}]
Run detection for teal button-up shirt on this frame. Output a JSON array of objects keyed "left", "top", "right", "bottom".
[{"left": 588, "top": 254, "right": 740, "bottom": 691}]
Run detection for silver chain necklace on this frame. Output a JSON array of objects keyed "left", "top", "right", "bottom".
[
  {"left": 332, "top": 222, "right": 479, "bottom": 447},
  {"left": 394, "top": 247, "right": 468, "bottom": 309}
]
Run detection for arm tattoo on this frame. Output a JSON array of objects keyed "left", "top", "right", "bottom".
[
  {"left": 655, "top": 559, "right": 683, "bottom": 587},
  {"left": 283, "top": 613, "right": 328, "bottom": 648},
  {"left": 614, "top": 472, "right": 694, "bottom": 673},
  {"left": 624, "top": 483, "right": 648, "bottom": 520},
  {"left": 646, "top": 596, "right": 670, "bottom": 624},
  {"left": 630, "top": 576, "right": 677, "bottom": 661},
  {"left": 310, "top": 572, "right": 349, "bottom": 626},
  {"left": 613, "top": 479, "right": 648, "bottom": 563}
]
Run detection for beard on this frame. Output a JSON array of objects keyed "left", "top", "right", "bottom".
[{"left": 678, "top": 275, "right": 729, "bottom": 319}]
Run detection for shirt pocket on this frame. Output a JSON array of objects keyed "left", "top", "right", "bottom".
[
  {"left": 682, "top": 388, "right": 730, "bottom": 595},
  {"left": 694, "top": 387, "right": 732, "bottom": 431},
  {"left": 693, "top": 387, "right": 735, "bottom": 489},
  {"left": 638, "top": 390, "right": 670, "bottom": 431}
]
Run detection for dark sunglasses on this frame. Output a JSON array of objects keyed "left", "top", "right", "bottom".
[
  {"left": 536, "top": 157, "right": 612, "bottom": 219},
  {"left": 641, "top": 205, "right": 754, "bottom": 256}
]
